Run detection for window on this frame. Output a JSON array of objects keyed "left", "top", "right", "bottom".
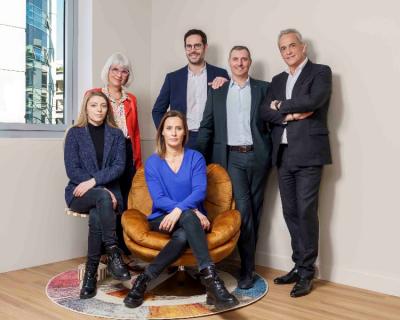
[{"left": 0, "top": 0, "right": 74, "bottom": 136}]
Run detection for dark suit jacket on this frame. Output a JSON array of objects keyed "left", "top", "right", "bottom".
[
  {"left": 197, "top": 78, "right": 272, "bottom": 170},
  {"left": 64, "top": 124, "right": 126, "bottom": 213},
  {"left": 152, "top": 63, "right": 229, "bottom": 128},
  {"left": 261, "top": 60, "right": 332, "bottom": 166}
]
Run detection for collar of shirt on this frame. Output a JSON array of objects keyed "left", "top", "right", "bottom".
[
  {"left": 229, "top": 77, "right": 250, "bottom": 89},
  {"left": 187, "top": 64, "right": 207, "bottom": 77},
  {"left": 285, "top": 57, "right": 308, "bottom": 76},
  {"left": 102, "top": 86, "right": 128, "bottom": 104}
]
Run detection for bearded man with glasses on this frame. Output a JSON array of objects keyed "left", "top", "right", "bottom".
[{"left": 152, "top": 29, "right": 229, "bottom": 148}]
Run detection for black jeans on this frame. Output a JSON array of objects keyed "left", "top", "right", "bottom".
[
  {"left": 145, "top": 210, "right": 213, "bottom": 279},
  {"left": 227, "top": 150, "right": 269, "bottom": 276},
  {"left": 118, "top": 138, "right": 136, "bottom": 255},
  {"left": 69, "top": 188, "right": 117, "bottom": 266}
]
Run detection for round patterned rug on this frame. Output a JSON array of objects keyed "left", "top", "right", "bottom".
[{"left": 46, "top": 263, "right": 268, "bottom": 319}]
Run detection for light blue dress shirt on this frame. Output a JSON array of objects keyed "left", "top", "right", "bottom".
[{"left": 226, "top": 78, "right": 253, "bottom": 146}]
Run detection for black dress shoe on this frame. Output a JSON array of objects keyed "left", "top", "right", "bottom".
[
  {"left": 80, "top": 267, "right": 97, "bottom": 299},
  {"left": 274, "top": 267, "right": 300, "bottom": 285},
  {"left": 124, "top": 273, "right": 151, "bottom": 308},
  {"left": 290, "top": 277, "right": 313, "bottom": 298},
  {"left": 238, "top": 272, "right": 255, "bottom": 289},
  {"left": 106, "top": 245, "right": 131, "bottom": 281}
]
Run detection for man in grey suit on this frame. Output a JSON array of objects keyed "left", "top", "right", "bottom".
[{"left": 197, "top": 46, "right": 272, "bottom": 289}]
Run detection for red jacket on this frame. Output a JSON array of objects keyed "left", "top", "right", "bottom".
[{"left": 87, "top": 88, "right": 142, "bottom": 169}]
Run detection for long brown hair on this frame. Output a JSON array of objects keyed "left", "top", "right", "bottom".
[
  {"left": 74, "top": 91, "right": 118, "bottom": 128},
  {"left": 155, "top": 110, "right": 189, "bottom": 158}
]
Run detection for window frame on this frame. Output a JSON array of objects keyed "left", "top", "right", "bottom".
[{"left": 0, "top": 0, "right": 76, "bottom": 138}]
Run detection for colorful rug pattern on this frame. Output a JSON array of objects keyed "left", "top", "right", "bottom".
[{"left": 46, "top": 263, "right": 268, "bottom": 319}]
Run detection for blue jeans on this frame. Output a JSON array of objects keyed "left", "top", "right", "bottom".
[
  {"left": 69, "top": 188, "right": 117, "bottom": 266},
  {"left": 145, "top": 210, "right": 213, "bottom": 279}
]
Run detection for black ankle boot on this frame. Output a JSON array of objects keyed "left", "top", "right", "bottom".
[
  {"left": 80, "top": 264, "right": 98, "bottom": 299},
  {"left": 105, "top": 245, "right": 131, "bottom": 281},
  {"left": 200, "top": 265, "right": 239, "bottom": 309},
  {"left": 124, "top": 273, "right": 151, "bottom": 308}
]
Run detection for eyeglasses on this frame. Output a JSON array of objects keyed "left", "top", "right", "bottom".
[
  {"left": 110, "top": 67, "right": 129, "bottom": 77},
  {"left": 185, "top": 43, "right": 203, "bottom": 51}
]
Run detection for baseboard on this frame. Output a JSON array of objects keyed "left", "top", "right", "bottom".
[{"left": 255, "top": 251, "right": 400, "bottom": 297}]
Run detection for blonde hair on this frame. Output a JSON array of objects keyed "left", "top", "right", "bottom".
[
  {"left": 155, "top": 111, "right": 189, "bottom": 158},
  {"left": 74, "top": 91, "right": 118, "bottom": 128},
  {"left": 101, "top": 52, "right": 133, "bottom": 88}
]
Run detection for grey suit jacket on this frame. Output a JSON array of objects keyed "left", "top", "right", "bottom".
[{"left": 196, "top": 78, "right": 272, "bottom": 170}]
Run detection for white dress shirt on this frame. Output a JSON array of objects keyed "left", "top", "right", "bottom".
[{"left": 186, "top": 65, "right": 208, "bottom": 131}]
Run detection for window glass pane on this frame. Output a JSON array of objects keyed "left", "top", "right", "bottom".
[
  {"left": 0, "top": 71, "right": 25, "bottom": 123},
  {"left": 0, "top": 0, "right": 65, "bottom": 126}
]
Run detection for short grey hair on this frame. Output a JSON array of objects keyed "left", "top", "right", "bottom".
[
  {"left": 100, "top": 52, "right": 133, "bottom": 87},
  {"left": 278, "top": 28, "right": 304, "bottom": 46}
]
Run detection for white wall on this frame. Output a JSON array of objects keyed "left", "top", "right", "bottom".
[{"left": 2, "top": 0, "right": 399, "bottom": 297}]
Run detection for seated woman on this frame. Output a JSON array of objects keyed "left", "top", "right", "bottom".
[
  {"left": 123, "top": 111, "right": 239, "bottom": 309},
  {"left": 64, "top": 91, "right": 131, "bottom": 299}
]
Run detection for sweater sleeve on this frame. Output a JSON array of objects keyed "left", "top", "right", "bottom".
[
  {"left": 145, "top": 159, "right": 179, "bottom": 212},
  {"left": 176, "top": 153, "right": 207, "bottom": 212}
]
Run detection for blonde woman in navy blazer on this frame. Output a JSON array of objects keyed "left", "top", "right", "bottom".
[{"left": 64, "top": 91, "right": 131, "bottom": 299}]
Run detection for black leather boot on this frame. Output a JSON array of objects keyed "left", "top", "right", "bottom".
[
  {"left": 105, "top": 245, "right": 131, "bottom": 281},
  {"left": 200, "top": 265, "right": 239, "bottom": 310},
  {"left": 274, "top": 267, "right": 300, "bottom": 285},
  {"left": 124, "top": 273, "right": 151, "bottom": 308},
  {"left": 80, "top": 264, "right": 98, "bottom": 299}
]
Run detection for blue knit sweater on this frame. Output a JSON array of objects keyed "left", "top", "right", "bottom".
[{"left": 145, "top": 148, "right": 207, "bottom": 220}]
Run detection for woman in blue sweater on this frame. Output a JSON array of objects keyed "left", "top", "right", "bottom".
[
  {"left": 124, "top": 111, "right": 238, "bottom": 309},
  {"left": 64, "top": 91, "right": 131, "bottom": 299}
]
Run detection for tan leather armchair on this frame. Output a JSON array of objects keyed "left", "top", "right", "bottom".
[{"left": 121, "top": 163, "right": 241, "bottom": 266}]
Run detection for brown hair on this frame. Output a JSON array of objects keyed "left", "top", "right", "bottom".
[
  {"left": 155, "top": 110, "right": 189, "bottom": 158},
  {"left": 74, "top": 91, "right": 117, "bottom": 128}
]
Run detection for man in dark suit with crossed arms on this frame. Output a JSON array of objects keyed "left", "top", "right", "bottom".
[
  {"left": 261, "top": 28, "right": 332, "bottom": 297},
  {"left": 197, "top": 46, "right": 272, "bottom": 289}
]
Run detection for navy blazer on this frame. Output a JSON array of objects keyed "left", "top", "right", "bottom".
[
  {"left": 197, "top": 78, "right": 272, "bottom": 170},
  {"left": 152, "top": 63, "right": 229, "bottom": 128},
  {"left": 260, "top": 60, "right": 332, "bottom": 166},
  {"left": 64, "top": 124, "right": 126, "bottom": 213}
]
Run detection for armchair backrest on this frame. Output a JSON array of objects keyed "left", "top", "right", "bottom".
[{"left": 127, "top": 163, "right": 234, "bottom": 222}]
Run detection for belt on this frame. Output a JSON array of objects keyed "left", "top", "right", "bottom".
[{"left": 228, "top": 145, "right": 254, "bottom": 153}]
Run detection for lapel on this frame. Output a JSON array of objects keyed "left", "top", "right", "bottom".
[
  {"left": 81, "top": 126, "right": 99, "bottom": 171},
  {"left": 123, "top": 96, "right": 132, "bottom": 117},
  {"left": 102, "top": 124, "right": 115, "bottom": 169},
  {"left": 292, "top": 60, "right": 313, "bottom": 97},
  {"left": 206, "top": 63, "right": 214, "bottom": 83},
  {"left": 278, "top": 72, "right": 289, "bottom": 100},
  {"left": 181, "top": 66, "right": 188, "bottom": 112},
  {"left": 217, "top": 82, "right": 229, "bottom": 142},
  {"left": 249, "top": 78, "right": 258, "bottom": 122}
]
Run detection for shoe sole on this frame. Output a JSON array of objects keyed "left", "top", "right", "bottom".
[
  {"left": 124, "top": 299, "right": 144, "bottom": 308},
  {"left": 206, "top": 295, "right": 239, "bottom": 309},
  {"left": 80, "top": 291, "right": 96, "bottom": 299}
]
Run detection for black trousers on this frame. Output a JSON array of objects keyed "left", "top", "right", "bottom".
[
  {"left": 277, "top": 145, "right": 322, "bottom": 279},
  {"left": 118, "top": 138, "right": 136, "bottom": 255},
  {"left": 227, "top": 150, "right": 269, "bottom": 276},
  {"left": 145, "top": 210, "right": 213, "bottom": 279},
  {"left": 69, "top": 188, "right": 117, "bottom": 266}
]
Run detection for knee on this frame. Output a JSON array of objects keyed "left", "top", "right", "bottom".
[
  {"left": 179, "top": 210, "right": 197, "bottom": 225},
  {"left": 171, "top": 229, "right": 188, "bottom": 248},
  {"left": 95, "top": 189, "right": 113, "bottom": 206}
]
